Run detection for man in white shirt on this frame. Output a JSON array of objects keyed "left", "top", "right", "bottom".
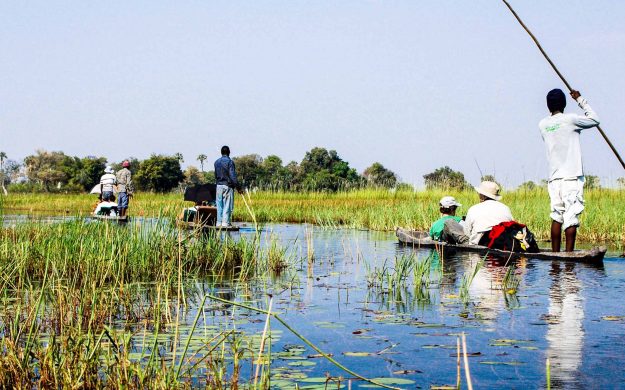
[
  {"left": 464, "top": 181, "right": 514, "bottom": 245},
  {"left": 99, "top": 166, "right": 117, "bottom": 202},
  {"left": 539, "top": 89, "right": 599, "bottom": 252}
]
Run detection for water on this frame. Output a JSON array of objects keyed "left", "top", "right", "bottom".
[
  {"left": 181, "top": 224, "right": 625, "bottom": 389},
  {"left": 4, "top": 217, "right": 625, "bottom": 388}
]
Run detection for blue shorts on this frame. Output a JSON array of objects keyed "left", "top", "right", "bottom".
[
  {"left": 118, "top": 192, "right": 129, "bottom": 209},
  {"left": 102, "top": 191, "right": 114, "bottom": 201}
]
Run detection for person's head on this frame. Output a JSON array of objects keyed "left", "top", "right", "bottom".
[
  {"left": 104, "top": 166, "right": 114, "bottom": 174},
  {"left": 439, "top": 196, "right": 461, "bottom": 216},
  {"left": 475, "top": 181, "right": 502, "bottom": 202},
  {"left": 547, "top": 88, "right": 566, "bottom": 114},
  {"left": 221, "top": 145, "right": 230, "bottom": 156},
  {"left": 122, "top": 160, "right": 130, "bottom": 168}
]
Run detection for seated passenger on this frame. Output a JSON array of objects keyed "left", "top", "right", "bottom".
[
  {"left": 464, "top": 181, "right": 513, "bottom": 246},
  {"left": 430, "top": 196, "right": 469, "bottom": 244},
  {"left": 94, "top": 195, "right": 118, "bottom": 216}
]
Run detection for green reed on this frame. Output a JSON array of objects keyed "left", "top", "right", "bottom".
[
  {"left": 4, "top": 187, "right": 625, "bottom": 241},
  {"left": 0, "top": 217, "right": 293, "bottom": 388}
]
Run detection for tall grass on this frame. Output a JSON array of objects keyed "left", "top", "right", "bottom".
[
  {"left": 3, "top": 187, "right": 625, "bottom": 241},
  {"left": 0, "top": 218, "right": 294, "bottom": 387}
]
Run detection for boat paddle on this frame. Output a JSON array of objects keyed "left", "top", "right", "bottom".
[{"left": 502, "top": 0, "right": 625, "bottom": 170}]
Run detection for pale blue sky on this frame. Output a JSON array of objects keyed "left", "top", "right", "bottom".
[{"left": 2, "top": 1, "right": 624, "bottom": 187}]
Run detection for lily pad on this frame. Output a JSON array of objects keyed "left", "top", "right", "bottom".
[
  {"left": 480, "top": 360, "right": 525, "bottom": 366},
  {"left": 343, "top": 351, "right": 375, "bottom": 357},
  {"left": 602, "top": 316, "right": 625, "bottom": 321},
  {"left": 288, "top": 360, "right": 316, "bottom": 367}
]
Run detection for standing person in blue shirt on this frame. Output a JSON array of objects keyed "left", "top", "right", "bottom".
[
  {"left": 539, "top": 89, "right": 600, "bottom": 252},
  {"left": 214, "top": 146, "right": 242, "bottom": 227}
]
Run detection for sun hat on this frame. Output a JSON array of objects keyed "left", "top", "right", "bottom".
[
  {"left": 439, "top": 196, "right": 461, "bottom": 208},
  {"left": 104, "top": 166, "right": 114, "bottom": 174},
  {"left": 122, "top": 160, "right": 130, "bottom": 168},
  {"left": 475, "top": 181, "right": 502, "bottom": 201}
]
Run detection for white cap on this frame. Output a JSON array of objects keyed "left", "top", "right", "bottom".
[
  {"left": 440, "top": 196, "right": 461, "bottom": 208},
  {"left": 104, "top": 166, "right": 114, "bottom": 174}
]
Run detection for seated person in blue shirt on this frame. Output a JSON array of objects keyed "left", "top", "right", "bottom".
[{"left": 429, "top": 196, "right": 469, "bottom": 244}]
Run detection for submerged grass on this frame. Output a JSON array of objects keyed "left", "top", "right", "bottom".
[{"left": 3, "top": 187, "right": 625, "bottom": 241}]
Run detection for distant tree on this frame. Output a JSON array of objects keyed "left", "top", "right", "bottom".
[
  {"left": 174, "top": 153, "right": 184, "bottom": 164},
  {"left": 299, "top": 147, "right": 361, "bottom": 191},
  {"left": 363, "top": 162, "right": 398, "bottom": 188},
  {"left": 518, "top": 181, "right": 537, "bottom": 191},
  {"left": 71, "top": 156, "right": 107, "bottom": 191},
  {"left": 197, "top": 154, "right": 207, "bottom": 172},
  {"left": 423, "top": 166, "right": 470, "bottom": 190},
  {"left": 585, "top": 175, "right": 601, "bottom": 189},
  {"left": 203, "top": 170, "right": 216, "bottom": 184},
  {"left": 617, "top": 177, "right": 625, "bottom": 189},
  {"left": 261, "top": 155, "right": 294, "bottom": 190},
  {"left": 183, "top": 166, "right": 205, "bottom": 186},
  {"left": 23, "top": 150, "right": 70, "bottom": 191},
  {"left": 233, "top": 154, "right": 264, "bottom": 188},
  {"left": 134, "top": 154, "right": 184, "bottom": 192},
  {"left": 1, "top": 160, "right": 20, "bottom": 183}
]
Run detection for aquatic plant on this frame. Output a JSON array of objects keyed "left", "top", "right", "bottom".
[{"left": 459, "top": 257, "right": 484, "bottom": 303}]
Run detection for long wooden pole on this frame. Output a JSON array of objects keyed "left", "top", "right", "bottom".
[{"left": 502, "top": 0, "right": 625, "bottom": 170}]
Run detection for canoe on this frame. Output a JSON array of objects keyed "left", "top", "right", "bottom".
[
  {"left": 177, "top": 221, "right": 240, "bottom": 232},
  {"left": 91, "top": 215, "right": 129, "bottom": 223},
  {"left": 396, "top": 228, "right": 606, "bottom": 264}
]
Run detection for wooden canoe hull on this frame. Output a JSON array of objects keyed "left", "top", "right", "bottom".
[
  {"left": 177, "top": 221, "right": 240, "bottom": 232},
  {"left": 91, "top": 215, "right": 129, "bottom": 223},
  {"left": 396, "top": 228, "right": 606, "bottom": 264}
]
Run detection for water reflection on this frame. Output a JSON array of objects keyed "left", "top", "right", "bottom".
[{"left": 546, "top": 262, "right": 584, "bottom": 389}]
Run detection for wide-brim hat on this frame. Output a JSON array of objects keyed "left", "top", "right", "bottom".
[{"left": 475, "top": 181, "right": 502, "bottom": 201}]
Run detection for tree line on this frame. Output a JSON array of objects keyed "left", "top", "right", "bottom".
[
  {"left": 0, "top": 148, "right": 400, "bottom": 193},
  {"left": 0, "top": 149, "right": 614, "bottom": 194}
]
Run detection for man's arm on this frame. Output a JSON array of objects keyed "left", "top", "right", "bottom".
[
  {"left": 570, "top": 90, "right": 600, "bottom": 129},
  {"left": 228, "top": 161, "right": 240, "bottom": 189}
]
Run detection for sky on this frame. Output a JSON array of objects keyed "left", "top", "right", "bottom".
[{"left": 1, "top": 1, "right": 625, "bottom": 187}]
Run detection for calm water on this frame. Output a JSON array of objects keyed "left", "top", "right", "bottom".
[
  {"left": 4, "top": 216, "right": 625, "bottom": 388},
  {"left": 185, "top": 224, "right": 625, "bottom": 389}
]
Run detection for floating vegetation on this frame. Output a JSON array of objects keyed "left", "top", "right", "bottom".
[{"left": 459, "top": 257, "right": 484, "bottom": 303}]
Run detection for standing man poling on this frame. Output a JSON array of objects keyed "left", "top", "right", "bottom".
[
  {"left": 539, "top": 89, "right": 600, "bottom": 252},
  {"left": 116, "top": 160, "right": 134, "bottom": 218},
  {"left": 214, "top": 146, "right": 241, "bottom": 227}
]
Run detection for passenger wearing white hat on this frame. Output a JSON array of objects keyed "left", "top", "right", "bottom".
[
  {"left": 430, "top": 196, "right": 469, "bottom": 244},
  {"left": 100, "top": 166, "right": 117, "bottom": 202},
  {"left": 464, "top": 181, "right": 513, "bottom": 245}
]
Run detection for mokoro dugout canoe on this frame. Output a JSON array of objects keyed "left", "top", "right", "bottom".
[
  {"left": 91, "top": 215, "right": 129, "bottom": 223},
  {"left": 177, "top": 221, "right": 240, "bottom": 232},
  {"left": 396, "top": 228, "right": 606, "bottom": 264}
]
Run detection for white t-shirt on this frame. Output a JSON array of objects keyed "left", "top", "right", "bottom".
[
  {"left": 538, "top": 96, "right": 599, "bottom": 181},
  {"left": 464, "top": 200, "right": 514, "bottom": 245},
  {"left": 100, "top": 173, "right": 117, "bottom": 192}
]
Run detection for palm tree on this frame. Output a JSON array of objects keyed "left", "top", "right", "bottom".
[
  {"left": 0, "top": 151, "right": 7, "bottom": 195},
  {"left": 197, "top": 154, "right": 207, "bottom": 172}
]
